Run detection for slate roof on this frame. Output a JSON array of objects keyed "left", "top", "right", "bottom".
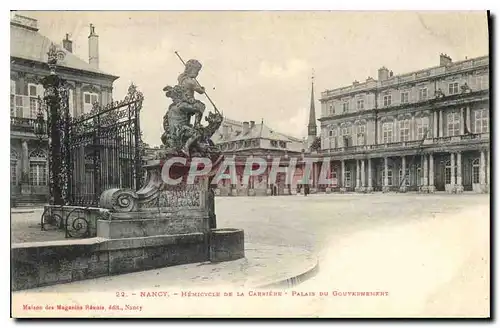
[
  {"left": 211, "top": 117, "right": 305, "bottom": 153},
  {"left": 10, "top": 21, "right": 117, "bottom": 78}
]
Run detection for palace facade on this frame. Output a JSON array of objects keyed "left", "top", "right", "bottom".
[
  {"left": 10, "top": 14, "right": 119, "bottom": 205},
  {"left": 310, "top": 53, "right": 490, "bottom": 194}
]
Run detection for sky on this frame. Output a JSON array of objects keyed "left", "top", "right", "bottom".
[{"left": 18, "top": 11, "right": 489, "bottom": 146}]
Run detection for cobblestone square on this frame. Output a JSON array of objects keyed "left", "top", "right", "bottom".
[{"left": 12, "top": 193, "right": 489, "bottom": 249}]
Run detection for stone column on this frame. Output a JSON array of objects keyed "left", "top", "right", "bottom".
[
  {"left": 456, "top": 152, "right": 463, "bottom": 193},
  {"left": 21, "top": 140, "right": 31, "bottom": 194},
  {"left": 383, "top": 157, "right": 389, "bottom": 193},
  {"left": 400, "top": 156, "right": 407, "bottom": 192},
  {"left": 433, "top": 111, "right": 438, "bottom": 138},
  {"left": 355, "top": 160, "right": 361, "bottom": 192},
  {"left": 412, "top": 115, "right": 416, "bottom": 140},
  {"left": 439, "top": 110, "right": 443, "bottom": 137},
  {"left": 460, "top": 108, "right": 464, "bottom": 135},
  {"left": 450, "top": 152, "right": 456, "bottom": 193},
  {"left": 340, "top": 160, "right": 346, "bottom": 193},
  {"left": 428, "top": 153, "right": 435, "bottom": 193},
  {"left": 480, "top": 150, "right": 486, "bottom": 193},
  {"left": 361, "top": 159, "right": 366, "bottom": 191},
  {"left": 283, "top": 166, "right": 290, "bottom": 195},
  {"left": 466, "top": 106, "right": 471, "bottom": 133},
  {"left": 487, "top": 151, "right": 490, "bottom": 193},
  {"left": 325, "top": 160, "right": 332, "bottom": 194},
  {"left": 421, "top": 154, "right": 429, "bottom": 193},
  {"left": 75, "top": 83, "right": 82, "bottom": 116},
  {"left": 367, "top": 158, "right": 373, "bottom": 192}
]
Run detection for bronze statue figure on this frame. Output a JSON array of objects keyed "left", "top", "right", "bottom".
[{"left": 161, "top": 58, "right": 223, "bottom": 158}]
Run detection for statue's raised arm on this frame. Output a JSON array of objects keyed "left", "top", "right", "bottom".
[{"left": 160, "top": 58, "right": 222, "bottom": 158}]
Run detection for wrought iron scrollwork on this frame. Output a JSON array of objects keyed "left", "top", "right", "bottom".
[
  {"left": 64, "top": 207, "right": 90, "bottom": 238},
  {"left": 40, "top": 207, "right": 64, "bottom": 231}
]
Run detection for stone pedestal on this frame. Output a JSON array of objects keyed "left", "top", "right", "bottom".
[
  {"left": 266, "top": 188, "right": 272, "bottom": 196},
  {"left": 366, "top": 187, "right": 373, "bottom": 193},
  {"left": 428, "top": 185, "right": 435, "bottom": 193},
  {"left": 230, "top": 189, "right": 238, "bottom": 196},
  {"left": 21, "top": 183, "right": 31, "bottom": 195},
  {"left": 97, "top": 156, "right": 245, "bottom": 274},
  {"left": 339, "top": 187, "right": 346, "bottom": 193},
  {"left": 248, "top": 188, "right": 256, "bottom": 196},
  {"left": 325, "top": 187, "right": 332, "bottom": 194},
  {"left": 399, "top": 186, "right": 407, "bottom": 193},
  {"left": 382, "top": 186, "right": 390, "bottom": 193},
  {"left": 455, "top": 185, "right": 464, "bottom": 193},
  {"left": 283, "top": 188, "right": 290, "bottom": 195}
]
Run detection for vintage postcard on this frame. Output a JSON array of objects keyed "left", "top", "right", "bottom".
[{"left": 10, "top": 10, "right": 490, "bottom": 318}]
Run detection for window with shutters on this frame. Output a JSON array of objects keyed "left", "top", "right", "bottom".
[
  {"left": 382, "top": 122, "right": 393, "bottom": 143},
  {"left": 447, "top": 112, "right": 460, "bottom": 136},
  {"left": 474, "top": 109, "right": 488, "bottom": 133},
  {"left": 29, "top": 149, "right": 48, "bottom": 186}
]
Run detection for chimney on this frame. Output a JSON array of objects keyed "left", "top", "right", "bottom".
[
  {"left": 88, "top": 24, "right": 99, "bottom": 69},
  {"left": 249, "top": 120, "right": 255, "bottom": 129},
  {"left": 242, "top": 121, "right": 250, "bottom": 134},
  {"left": 378, "top": 66, "right": 389, "bottom": 81},
  {"left": 62, "top": 33, "right": 73, "bottom": 53},
  {"left": 440, "top": 53, "right": 452, "bottom": 66},
  {"left": 222, "top": 124, "right": 229, "bottom": 139},
  {"left": 353, "top": 80, "right": 359, "bottom": 86}
]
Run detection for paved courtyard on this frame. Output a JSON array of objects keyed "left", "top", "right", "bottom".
[
  {"left": 12, "top": 193, "right": 489, "bottom": 247},
  {"left": 12, "top": 193, "right": 490, "bottom": 317}
]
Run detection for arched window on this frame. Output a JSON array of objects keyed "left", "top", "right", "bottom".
[
  {"left": 29, "top": 149, "right": 47, "bottom": 186},
  {"left": 472, "top": 158, "right": 480, "bottom": 184},
  {"left": 11, "top": 149, "right": 19, "bottom": 185}
]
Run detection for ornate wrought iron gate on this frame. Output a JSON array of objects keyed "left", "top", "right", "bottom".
[{"left": 64, "top": 84, "right": 144, "bottom": 206}]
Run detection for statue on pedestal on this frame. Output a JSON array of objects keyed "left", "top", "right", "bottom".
[{"left": 161, "top": 59, "right": 223, "bottom": 158}]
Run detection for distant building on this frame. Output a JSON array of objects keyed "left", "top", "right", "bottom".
[
  {"left": 10, "top": 14, "right": 119, "bottom": 205},
  {"left": 212, "top": 117, "right": 305, "bottom": 196},
  {"left": 311, "top": 53, "right": 489, "bottom": 193}
]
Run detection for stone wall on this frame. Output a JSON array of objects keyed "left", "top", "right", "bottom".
[{"left": 11, "top": 233, "right": 208, "bottom": 291}]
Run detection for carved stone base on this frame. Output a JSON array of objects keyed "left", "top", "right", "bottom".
[
  {"left": 339, "top": 187, "right": 346, "bottom": 194},
  {"left": 382, "top": 186, "right": 390, "bottom": 193},
  {"left": 21, "top": 183, "right": 31, "bottom": 195},
  {"left": 266, "top": 188, "right": 272, "bottom": 196},
  {"left": 230, "top": 189, "right": 238, "bottom": 197},
  {"left": 455, "top": 185, "right": 464, "bottom": 193},
  {"left": 428, "top": 185, "right": 435, "bottom": 193},
  {"left": 325, "top": 187, "right": 332, "bottom": 194},
  {"left": 420, "top": 185, "right": 429, "bottom": 193},
  {"left": 283, "top": 188, "right": 290, "bottom": 195},
  {"left": 97, "top": 156, "right": 244, "bottom": 266},
  {"left": 399, "top": 186, "right": 407, "bottom": 193},
  {"left": 248, "top": 189, "right": 256, "bottom": 196},
  {"left": 366, "top": 187, "right": 374, "bottom": 193}
]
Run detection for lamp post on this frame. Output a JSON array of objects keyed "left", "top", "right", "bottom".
[{"left": 34, "top": 43, "right": 69, "bottom": 206}]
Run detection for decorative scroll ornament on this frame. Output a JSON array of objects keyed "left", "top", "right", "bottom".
[{"left": 99, "top": 188, "right": 139, "bottom": 212}]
